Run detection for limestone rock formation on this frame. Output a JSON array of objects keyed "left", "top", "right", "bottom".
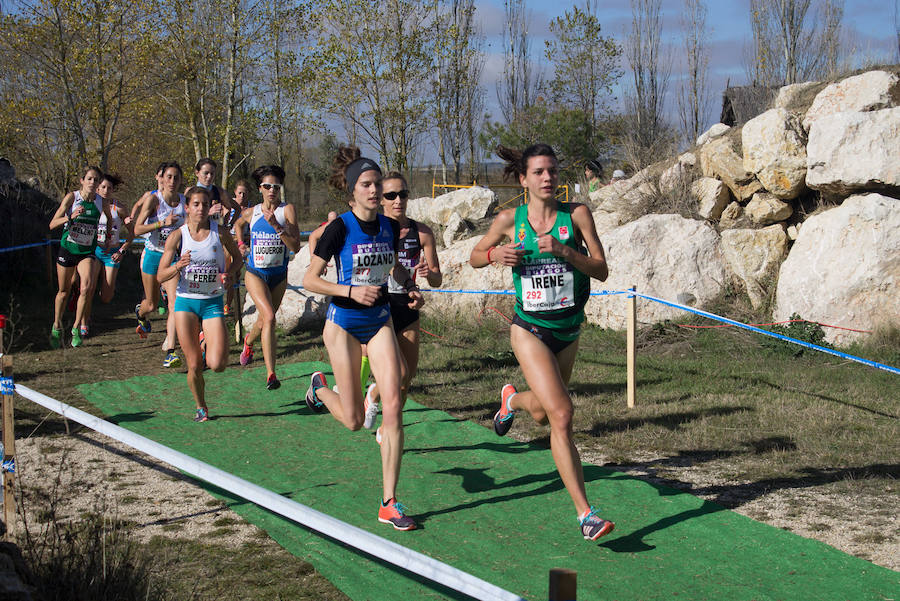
[
  {"left": 802, "top": 70, "right": 900, "bottom": 131},
  {"left": 442, "top": 212, "right": 472, "bottom": 247},
  {"left": 721, "top": 225, "right": 788, "bottom": 308},
  {"left": 407, "top": 186, "right": 496, "bottom": 225},
  {"left": 584, "top": 214, "right": 727, "bottom": 330},
  {"left": 691, "top": 177, "right": 731, "bottom": 220},
  {"left": 774, "top": 193, "right": 900, "bottom": 345},
  {"left": 696, "top": 123, "right": 730, "bottom": 146},
  {"left": 699, "top": 136, "right": 761, "bottom": 201},
  {"left": 746, "top": 192, "right": 793, "bottom": 225},
  {"left": 742, "top": 108, "right": 807, "bottom": 200},
  {"left": 806, "top": 107, "right": 900, "bottom": 197}
]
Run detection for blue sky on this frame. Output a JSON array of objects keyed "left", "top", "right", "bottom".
[{"left": 475, "top": 0, "right": 898, "bottom": 127}]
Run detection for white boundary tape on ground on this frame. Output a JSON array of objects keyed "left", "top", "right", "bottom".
[{"left": 13, "top": 383, "right": 526, "bottom": 601}]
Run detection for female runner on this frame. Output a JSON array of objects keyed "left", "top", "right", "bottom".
[
  {"left": 224, "top": 179, "right": 252, "bottom": 315},
  {"left": 302, "top": 147, "right": 423, "bottom": 531},
  {"left": 157, "top": 186, "right": 242, "bottom": 422},
  {"left": 48, "top": 166, "right": 112, "bottom": 348},
  {"left": 134, "top": 161, "right": 186, "bottom": 368},
  {"left": 470, "top": 143, "right": 615, "bottom": 541},
  {"left": 187, "top": 158, "right": 236, "bottom": 226},
  {"left": 362, "top": 172, "right": 442, "bottom": 431},
  {"left": 233, "top": 165, "right": 300, "bottom": 390},
  {"left": 82, "top": 173, "right": 134, "bottom": 333}
]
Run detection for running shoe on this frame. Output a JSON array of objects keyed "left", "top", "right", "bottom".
[
  {"left": 378, "top": 498, "right": 416, "bottom": 531},
  {"left": 239, "top": 340, "right": 254, "bottom": 366},
  {"left": 579, "top": 507, "right": 615, "bottom": 541},
  {"left": 305, "top": 371, "right": 327, "bottom": 413},
  {"left": 79, "top": 325, "right": 89, "bottom": 338},
  {"left": 223, "top": 303, "right": 231, "bottom": 316},
  {"left": 49, "top": 327, "right": 62, "bottom": 349},
  {"left": 193, "top": 407, "right": 209, "bottom": 422},
  {"left": 163, "top": 351, "right": 182, "bottom": 368},
  {"left": 70, "top": 327, "right": 82, "bottom": 348},
  {"left": 493, "top": 384, "right": 518, "bottom": 436},
  {"left": 159, "top": 288, "right": 168, "bottom": 315},
  {"left": 135, "top": 304, "right": 151, "bottom": 338},
  {"left": 266, "top": 373, "right": 281, "bottom": 390},
  {"left": 375, "top": 426, "right": 383, "bottom": 445},
  {"left": 363, "top": 383, "right": 379, "bottom": 430}
]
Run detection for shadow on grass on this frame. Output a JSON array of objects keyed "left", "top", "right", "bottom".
[
  {"left": 107, "top": 410, "right": 158, "bottom": 425},
  {"left": 600, "top": 500, "right": 726, "bottom": 553},
  {"left": 587, "top": 405, "right": 751, "bottom": 435},
  {"left": 733, "top": 374, "right": 899, "bottom": 419}
]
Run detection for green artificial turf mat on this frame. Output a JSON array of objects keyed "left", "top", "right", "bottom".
[{"left": 79, "top": 361, "right": 899, "bottom": 601}]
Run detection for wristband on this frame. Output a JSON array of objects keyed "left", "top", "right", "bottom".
[
  {"left": 238, "top": 241, "right": 246, "bottom": 248},
  {"left": 487, "top": 246, "right": 496, "bottom": 262},
  {"left": 347, "top": 285, "right": 353, "bottom": 299},
  {"left": 157, "top": 221, "right": 163, "bottom": 230}
]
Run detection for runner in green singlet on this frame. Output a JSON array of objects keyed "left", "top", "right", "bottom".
[{"left": 470, "top": 143, "right": 615, "bottom": 541}]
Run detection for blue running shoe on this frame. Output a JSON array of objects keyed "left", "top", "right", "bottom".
[
  {"left": 193, "top": 407, "right": 209, "bottom": 422},
  {"left": 135, "top": 304, "right": 151, "bottom": 338}
]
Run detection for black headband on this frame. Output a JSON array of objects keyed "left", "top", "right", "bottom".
[{"left": 345, "top": 157, "right": 382, "bottom": 191}]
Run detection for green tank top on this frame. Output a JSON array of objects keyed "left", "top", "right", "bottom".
[
  {"left": 512, "top": 203, "right": 590, "bottom": 333},
  {"left": 60, "top": 191, "right": 102, "bottom": 255}
]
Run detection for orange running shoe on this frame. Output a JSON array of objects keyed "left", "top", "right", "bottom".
[{"left": 378, "top": 498, "right": 416, "bottom": 531}]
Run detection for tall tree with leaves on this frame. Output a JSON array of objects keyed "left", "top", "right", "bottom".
[
  {"left": 309, "top": 0, "right": 436, "bottom": 175},
  {"left": 543, "top": 1, "right": 622, "bottom": 146},
  {"left": 0, "top": 0, "right": 157, "bottom": 194},
  {"left": 433, "top": 0, "right": 485, "bottom": 184}
]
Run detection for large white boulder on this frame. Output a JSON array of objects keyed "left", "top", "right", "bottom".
[
  {"left": 742, "top": 108, "right": 807, "bottom": 200},
  {"left": 241, "top": 244, "right": 332, "bottom": 333},
  {"left": 406, "top": 186, "right": 497, "bottom": 225},
  {"left": 659, "top": 152, "right": 698, "bottom": 194},
  {"left": 774, "top": 193, "right": 900, "bottom": 345},
  {"left": 806, "top": 107, "right": 900, "bottom": 197},
  {"left": 584, "top": 214, "right": 727, "bottom": 330},
  {"left": 721, "top": 225, "right": 789, "bottom": 308},
  {"left": 802, "top": 70, "right": 900, "bottom": 131},
  {"left": 442, "top": 212, "right": 472, "bottom": 247}
]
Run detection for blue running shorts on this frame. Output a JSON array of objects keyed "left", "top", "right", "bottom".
[
  {"left": 174, "top": 295, "right": 225, "bottom": 321},
  {"left": 326, "top": 303, "right": 391, "bottom": 344}
]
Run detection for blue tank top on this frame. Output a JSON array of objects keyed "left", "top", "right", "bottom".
[
  {"left": 247, "top": 204, "right": 288, "bottom": 273},
  {"left": 335, "top": 211, "right": 395, "bottom": 288}
]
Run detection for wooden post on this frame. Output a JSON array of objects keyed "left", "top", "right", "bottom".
[
  {"left": 549, "top": 568, "right": 577, "bottom": 601},
  {"left": 1, "top": 353, "right": 15, "bottom": 540},
  {"left": 627, "top": 285, "right": 636, "bottom": 409}
]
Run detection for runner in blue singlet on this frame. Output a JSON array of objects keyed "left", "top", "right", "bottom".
[{"left": 302, "top": 146, "right": 424, "bottom": 532}]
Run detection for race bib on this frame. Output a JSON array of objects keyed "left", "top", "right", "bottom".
[
  {"left": 159, "top": 225, "right": 176, "bottom": 244},
  {"left": 252, "top": 234, "right": 285, "bottom": 268},
  {"left": 351, "top": 241, "right": 394, "bottom": 286},
  {"left": 520, "top": 259, "right": 574, "bottom": 312},
  {"left": 183, "top": 261, "right": 222, "bottom": 296},
  {"left": 68, "top": 221, "right": 97, "bottom": 246},
  {"left": 387, "top": 241, "right": 419, "bottom": 294},
  {"left": 97, "top": 223, "right": 118, "bottom": 245}
]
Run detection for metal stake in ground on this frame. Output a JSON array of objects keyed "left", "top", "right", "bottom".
[{"left": 549, "top": 568, "right": 577, "bottom": 600}]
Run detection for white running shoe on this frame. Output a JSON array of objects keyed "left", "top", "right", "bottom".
[{"left": 363, "top": 383, "right": 379, "bottom": 430}]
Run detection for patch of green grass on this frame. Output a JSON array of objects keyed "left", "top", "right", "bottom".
[{"left": 852, "top": 532, "right": 889, "bottom": 544}]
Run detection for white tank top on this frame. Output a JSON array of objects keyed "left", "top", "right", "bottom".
[
  {"left": 176, "top": 221, "right": 225, "bottom": 299},
  {"left": 146, "top": 192, "right": 186, "bottom": 253},
  {"left": 96, "top": 199, "right": 122, "bottom": 247}
]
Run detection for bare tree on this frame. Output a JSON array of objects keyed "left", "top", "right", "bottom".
[
  {"left": 678, "top": 0, "right": 710, "bottom": 147},
  {"left": 434, "top": 0, "right": 485, "bottom": 184},
  {"left": 748, "top": 0, "right": 845, "bottom": 86},
  {"left": 624, "top": 0, "right": 672, "bottom": 169},
  {"left": 497, "top": 0, "right": 541, "bottom": 124}
]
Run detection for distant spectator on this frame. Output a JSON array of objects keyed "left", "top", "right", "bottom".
[
  {"left": 584, "top": 159, "right": 604, "bottom": 193},
  {"left": 610, "top": 169, "right": 627, "bottom": 183}
]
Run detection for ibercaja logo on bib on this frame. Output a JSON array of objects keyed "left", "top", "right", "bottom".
[{"left": 558, "top": 225, "right": 569, "bottom": 240}]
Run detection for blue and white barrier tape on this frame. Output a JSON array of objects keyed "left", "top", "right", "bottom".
[
  {"left": 628, "top": 291, "right": 900, "bottom": 376},
  {"left": 0, "top": 240, "right": 58, "bottom": 254},
  {"left": 0, "top": 377, "right": 13, "bottom": 395},
  {"left": 1, "top": 457, "right": 14, "bottom": 474}
]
